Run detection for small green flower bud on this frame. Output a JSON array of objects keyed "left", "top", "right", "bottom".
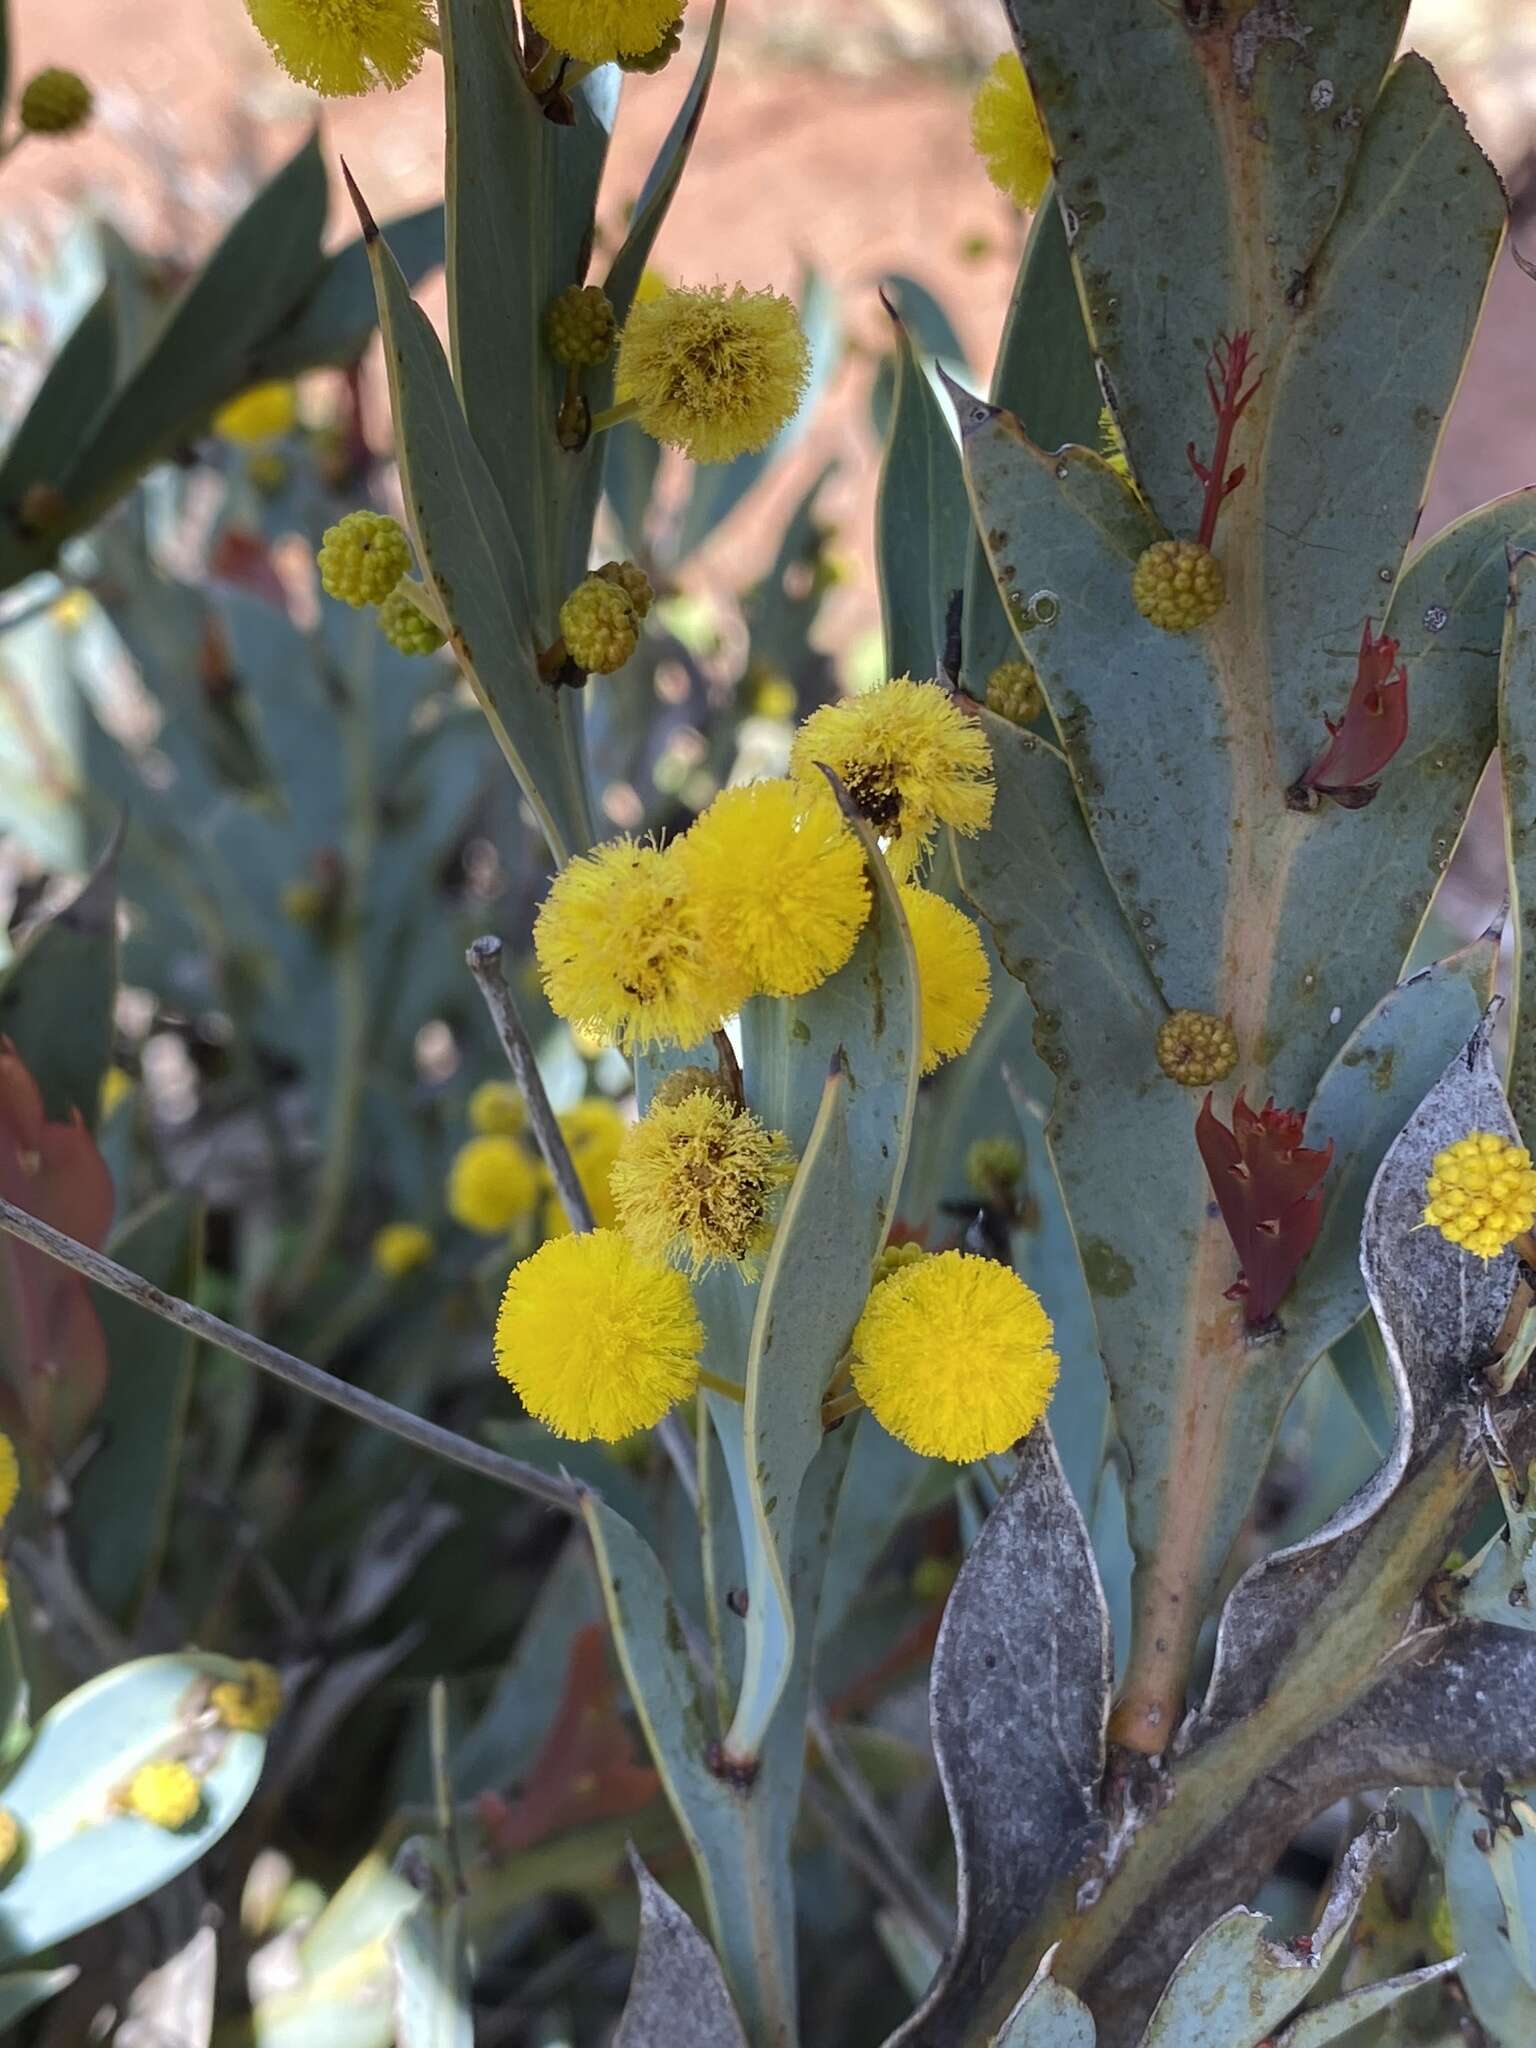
[
  {"left": 19, "top": 68, "right": 91, "bottom": 136},
  {"left": 986, "top": 659, "right": 1044, "bottom": 727},
  {"left": 1131, "top": 539, "right": 1224, "bottom": 633},
  {"left": 317, "top": 511, "right": 411, "bottom": 609},
  {"left": 544, "top": 284, "right": 618, "bottom": 369},
  {"left": 597, "top": 558, "right": 654, "bottom": 620},
  {"left": 560, "top": 574, "right": 639, "bottom": 675},
  {"left": 378, "top": 585, "right": 446, "bottom": 656},
  {"left": 967, "top": 1137, "right": 1024, "bottom": 1199}
]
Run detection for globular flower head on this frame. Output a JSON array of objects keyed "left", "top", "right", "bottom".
[
  {"left": 597, "top": 559, "right": 654, "bottom": 620},
  {"left": 211, "top": 1660, "right": 284, "bottom": 1734},
  {"left": 1294, "top": 618, "right": 1409, "bottom": 810},
  {"left": 494, "top": 1229, "right": 702, "bottom": 1441},
  {"left": 448, "top": 1135, "right": 540, "bottom": 1237},
  {"left": 674, "top": 780, "right": 870, "bottom": 998},
  {"left": 244, "top": 0, "right": 436, "bottom": 96},
  {"left": 1422, "top": 1133, "right": 1536, "bottom": 1261},
  {"left": 611, "top": 1088, "right": 795, "bottom": 1276},
  {"left": 617, "top": 283, "right": 809, "bottom": 465},
  {"left": 19, "top": 67, "right": 92, "bottom": 135},
  {"left": 851, "top": 1249, "right": 1058, "bottom": 1461},
  {"left": 1156, "top": 1009, "right": 1237, "bottom": 1087},
  {"left": 1196, "top": 1092, "right": 1333, "bottom": 1325},
  {"left": 618, "top": 15, "right": 683, "bottom": 71},
  {"left": 545, "top": 286, "right": 617, "bottom": 370},
  {"left": 970, "top": 52, "right": 1051, "bottom": 210},
  {"left": 534, "top": 838, "right": 750, "bottom": 1054},
  {"left": 560, "top": 575, "right": 640, "bottom": 675},
  {"left": 125, "top": 1760, "right": 201, "bottom": 1831},
  {"left": 371, "top": 1221, "right": 434, "bottom": 1277},
  {"left": 317, "top": 511, "right": 411, "bottom": 608},
  {"left": 214, "top": 383, "right": 296, "bottom": 445},
  {"left": 986, "top": 659, "right": 1045, "bottom": 728},
  {"left": 0, "top": 1809, "right": 20, "bottom": 1873},
  {"left": 378, "top": 585, "right": 445, "bottom": 657},
  {"left": 899, "top": 885, "right": 991, "bottom": 1076},
  {"left": 468, "top": 1079, "right": 525, "bottom": 1137},
  {"left": 790, "top": 678, "right": 994, "bottom": 879},
  {"left": 1131, "top": 539, "right": 1224, "bottom": 634},
  {"left": 525, "top": 0, "right": 680, "bottom": 63}
]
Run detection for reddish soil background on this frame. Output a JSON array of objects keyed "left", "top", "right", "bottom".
[{"left": 2, "top": 0, "right": 1534, "bottom": 678}]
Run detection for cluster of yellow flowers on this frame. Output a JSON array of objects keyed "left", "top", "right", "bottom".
[
  {"left": 444, "top": 1079, "right": 626, "bottom": 1243},
  {"left": 488, "top": 679, "right": 1050, "bottom": 1462},
  {"left": 1422, "top": 1133, "right": 1536, "bottom": 1261}
]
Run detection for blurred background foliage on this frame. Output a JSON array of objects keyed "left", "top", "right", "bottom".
[{"left": 0, "top": 2, "right": 1528, "bottom": 2043}]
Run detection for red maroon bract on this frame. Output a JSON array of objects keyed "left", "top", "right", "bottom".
[
  {"left": 1293, "top": 618, "right": 1409, "bottom": 810},
  {"left": 1196, "top": 1090, "right": 1333, "bottom": 1326}
]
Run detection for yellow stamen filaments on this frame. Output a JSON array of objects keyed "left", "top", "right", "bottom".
[
  {"left": 533, "top": 838, "right": 750, "bottom": 1054},
  {"left": 970, "top": 52, "right": 1051, "bottom": 211},
  {"left": 675, "top": 781, "right": 871, "bottom": 999},
  {"left": 494, "top": 1230, "right": 703, "bottom": 1442},
  {"left": 851, "top": 1250, "right": 1058, "bottom": 1461},
  {"left": 899, "top": 885, "right": 991, "bottom": 1075},
  {"left": 211, "top": 1661, "right": 285, "bottom": 1734},
  {"left": 1422, "top": 1133, "right": 1536, "bottom": 1260},
  {"left": 790, "top": 679, "right": 994, "bottom": 881},
  {"left": 611, "top": 1088, "right": 795, "bottom": 1277},
  {"left": 615, "top": 283, "right": 810, "bottom": 465},
  {"left": 524, "top": 0, "right": 680, "bottom": 64},
  {"left": 125, "top": 1761, "right": 201, "bottom": 1831},
  {"left": 1155, "top": 1009, "right": 1238, "bottom": 1087},
  {"left": 243, "top": 0, "right": 436, "bottom": 97}
]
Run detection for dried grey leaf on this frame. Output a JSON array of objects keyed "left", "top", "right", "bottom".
[
  {"left": 614, "top": 1848, "right": 749, "bottom": 2048},
  {"left": 885, "top": 1426, "right": 1111, "bottom": 2047}
]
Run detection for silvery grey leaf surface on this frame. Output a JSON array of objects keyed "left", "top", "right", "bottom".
[{"left": 614, "top": 1848, "right": 749, "bottom": 2048}]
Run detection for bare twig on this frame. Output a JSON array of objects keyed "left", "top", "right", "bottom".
[
  {"left": 466, "top": 936, "right": 594, "bottom": 1233},
  {"left": 0, "top": 1195, "right": 580, "bottom": 1516},
  {"left": 807, "top": 1700, "right": 952, "bottom": 1950}
]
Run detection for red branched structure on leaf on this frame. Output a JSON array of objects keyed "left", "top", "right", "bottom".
[
  {"left": 1188, "top": 330, "right": 1262, "bottom": 549},
  {"left": 1195, "top": 1091, "right": 1333, "bottom": 1327},
  {"left": 1292, "top": 618, "right": 1410, "bottom": 810}
]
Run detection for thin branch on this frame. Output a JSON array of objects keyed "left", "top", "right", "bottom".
[
  {"left": 466, "top": 935, "right": 594, "bottom": 1233},
  {"left": 0, "top": 1195, "right": 580, "bottom": 1516},
  {"left": 807, "top": 1700, "right": 952, "bottom": 1951}
]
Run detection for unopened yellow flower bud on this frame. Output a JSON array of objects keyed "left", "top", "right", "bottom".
[
  {"left": 19, "top": 68, "right": 91, "bottom": 136},
  {"left": 1131, "top": 540, "right": 1224, "bottom": 633},
  {"left": 211, "top": 1660, "right": 284, "bottom": 1734},
  {"left": 986, "top": 659, "right": 1044, "bottom": 727},
  {"left": 1422, "top": 1133, "right": 1536, "bottom": 1261},
  {"left": 125, "top": 1760, "right": 201, "bottom": 1831},
  {"left": 545, "top": 285, "right": 618, "bottom": 369},
  {"left": 560, "top": 576, "right": 639, "bottom": 676},
  {"left": 1155, "top": 1010, "right": 1237, "bottom": 1087}
]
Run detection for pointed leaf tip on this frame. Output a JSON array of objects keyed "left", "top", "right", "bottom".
[{"left": 339, "top": 158, "right": 378, "bottom": 242}]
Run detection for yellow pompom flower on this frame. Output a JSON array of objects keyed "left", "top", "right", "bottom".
[
  {"left": 524, "top": 0, "right": 679, "bottom": 63},
  {"left": 675, "top": 781, "right": 870, "bottom": 998},
  {"left": 970, "top": 52, "right": 1052, "bottom": 211},
  {"left": 611, "top": 1088, "right": 795, "bottom": 1276},
  {"left": 544, "top": 1097, "right": 627, "bottom": 1234},
  {"left": 0, "top": 1808, "right": 20, "bottom": 1873},
  {"left": 851, "top": 1250, "right": 1058, "bottom": 1461},
  {"left": 534, "top": 838, "right": 750, "bottom": 1053},
  {"left": 790, "top": 679, "right": 994, "bottom": 881},
  {"left": 899, "top": 886, "right": 991, "bottom": 1075},
  {"left": 616, "top": 284, "right": 810, "bottom": 465},
  {"left": 468, "top": 1080, "right": 526, "bottom": 1137},
  {"left": 494, "top": 1229, "right": 703, "bottom": 1442},
  {"left": 211, "top": 1660, "right": 284, "bottom": 1734},
  {"left": 371, "top": 1222, "right": 434, "bottom": 1277},
  {"left": 244, "top": 0, "right": 436, "bottom": 96},
  {"left": 447, "top": 1136, "right": 540, "bottom": 1237},
  {"left": 214, "top": 383, "right": 297, "bottom": 445},
  {"left": 125, "top": 1761, "right": 201, "bottom": 1831},
  {"left": 1422, "top": 1133, "right": 1536, "bottom": 1260}
]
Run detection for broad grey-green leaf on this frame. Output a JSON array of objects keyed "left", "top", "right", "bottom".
[
  {"left": 959, "top": 189, "right": 1099, "bottom": 704},
  {"left": 1000, "top": 0, "right": 1406, "bottom": 525},
  {"left": 1479, "top": 1796, "right": 1536, "bottom": 1991},
  {"left": 389, "top": 1838, "right": 472, "bottom": 2048},
  {"left": 1270, "top": 1961, "right": 1462, "bottom": 2048},
  {"left": 0, "top": 1653, "right": 267, "bottom": 1963},
  {"left": 1137, "top": 1813, "right": 1396, "bottom": 2048},
  {"left": 615, "top": 1848, "right": 749, "bottom": 2048},
  {"left": 877, "top": 309, "right": 970, "bottom": 680},
  {"left": 994, "top": 1953, "right": 1096, "bottom": 2048},
  {"left": 73, "top": 1192, "right": 201, "bottom": 1627},
  {"left": 357, "top": 194, "right": 593, "bottom": 862},
  {"left": 887, "top": 1428, "right": 1109, "bottom": 2048},
  {"left": 1445, "top": 1795, "right": 1536, "bottom": 2044},
  {"left": 254, "top": 204, "right": 445, "bottom": 381},
  {"left": 0, "top": 1966, "right": 76, "bottom": 2030}
]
